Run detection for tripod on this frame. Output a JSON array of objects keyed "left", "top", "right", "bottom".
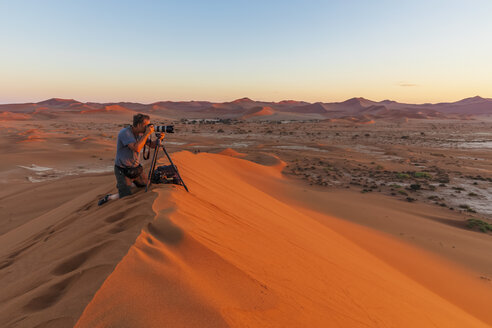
[{"left": 145, "top": 135, "right": 189, "bottom": 192}]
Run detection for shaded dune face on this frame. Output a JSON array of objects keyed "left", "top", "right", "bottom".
[
  {"left": 76, "top": 152, "right": 490, "bottom": 328},
  {"left": 0, "top": 180, "right": 159, "bottom": 328}
]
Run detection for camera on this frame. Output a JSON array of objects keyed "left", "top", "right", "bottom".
[
  {"left": 148, "top": 124, "right": 174, "bottom": 133},
  {"left": 155, "top": 125, "right": 174, "bottom": 133}
]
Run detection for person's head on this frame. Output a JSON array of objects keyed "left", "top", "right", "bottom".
[{"left": 132, "top": 113, "right": 150, "bottom": 133}]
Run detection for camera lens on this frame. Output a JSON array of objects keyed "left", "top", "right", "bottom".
[{"left": 155, "top": 125, "right": 174, "bottom": 133}]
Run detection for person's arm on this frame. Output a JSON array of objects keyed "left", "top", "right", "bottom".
[{"left": 128, "top": 125, "right": 154, "bottom": 153}]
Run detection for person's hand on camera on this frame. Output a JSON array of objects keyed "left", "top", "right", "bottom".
[
  {"left": 158, "top": 133, "right": 165, "bottom": 141},
  {"left": 145, "top": 124, "right": 154, "bottom": 135}
]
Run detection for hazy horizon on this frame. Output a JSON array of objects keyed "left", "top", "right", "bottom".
[{"left": 0, "top": 94, "right": 490, "bottom": 106}]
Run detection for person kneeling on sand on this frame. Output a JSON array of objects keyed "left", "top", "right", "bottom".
[{"left": 98, "top": 113, "right": 164, "bottom": 206}]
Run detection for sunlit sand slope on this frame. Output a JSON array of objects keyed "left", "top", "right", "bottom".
[{"left": 76, "top": 152, "right": 489, "bottom": 328}]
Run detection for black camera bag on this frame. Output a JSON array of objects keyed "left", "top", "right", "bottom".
[{"left": 151, "top": 165, "right": 179, "bottom": 184}]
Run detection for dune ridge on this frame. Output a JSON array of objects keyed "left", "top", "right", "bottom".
[
  {"left": 2, "top": 96, "right": 491, "bottom": 122},
  {"left": 75, "top": 152, "right": 491, "bottom": 328}
]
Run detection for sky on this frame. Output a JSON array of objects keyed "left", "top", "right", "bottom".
[{"left": 0, "top": 0, "right": 491, "bottom": 104}]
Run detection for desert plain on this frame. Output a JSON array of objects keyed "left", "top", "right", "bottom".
[{"left": 0, "top": 97, "right": 491, "bottom": 327}]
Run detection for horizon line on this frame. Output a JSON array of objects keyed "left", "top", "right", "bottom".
[{"left": 0, "top": 95, "right": 490, "bottom": 107}]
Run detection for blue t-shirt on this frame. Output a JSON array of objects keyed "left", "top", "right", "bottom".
[{"left": 115, "top": 126, "right": 142, "bottom": 168}]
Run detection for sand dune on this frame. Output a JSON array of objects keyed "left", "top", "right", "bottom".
[
  {"left": 2, "top": 96, "right": 490, "bottom": 122},
  {"left": 16, "top": 129, "right": 47, "bottom": 143},
  {"left": 218, "top": 148, "right": 247, "bottom": 157},
  {"left": 74, "top": 152, "right": 491, "bottom": 327},
  {"left": 80, "top": 104, "right": 134, "bottom": 115},
  {"left": 0, "top": 112, "right": 31, "bottom": 121},
  {"left": 241, "top": 106, "right": 275, "bottom": 119}
]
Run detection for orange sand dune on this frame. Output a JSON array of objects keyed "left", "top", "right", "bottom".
[
  {"left": 80, "top": 104, "right": 133, "bottom": 114},
  {"left": 0, "top": 112, "right": 31, "bottom": 121},
  {"left": 241, "top": 106, "right": 275, "bottom": 119},
  {"left": 76, "top": 152, "right": 490, "bottom": 327},
  {"left": 16, "top": 128, "right": 46, "bottom": 142},
  {"left": 218, "top": 148, "right": 247, "bottom": 158}
]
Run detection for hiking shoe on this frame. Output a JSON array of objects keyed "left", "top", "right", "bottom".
[{"left": 98, "top": 194, "right": 110, "bottom": 206}]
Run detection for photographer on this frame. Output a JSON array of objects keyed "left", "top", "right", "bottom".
[{"left": 98, "top": 113, "right": 164, "bottom": 206}]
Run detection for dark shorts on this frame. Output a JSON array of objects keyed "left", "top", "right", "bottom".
[{"left": 114, "top": 165, "right": 147, "bottom": 198}]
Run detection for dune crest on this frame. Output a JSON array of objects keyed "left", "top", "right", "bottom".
[
  {"left": 80, "top": 104, "right": 133, "bottom": 114},
  {"left": 76, "top": 152, "right": 490, "bottom": 327},
  {"left": 218, "top": 148, "right": 247, "bottom": 158},
  {"left": 241, "top": 106, "right": 275, "bottom": 119}
]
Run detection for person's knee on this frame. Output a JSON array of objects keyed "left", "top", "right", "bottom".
[
  {"left": 117, "top": 180, "right": 132, "bottom": 197},
  {"left": 115, "top": 168, "right": 133, "bottom": 198},
  {"left": 133, "top": 172, "right": 147, "bottom": 188}
]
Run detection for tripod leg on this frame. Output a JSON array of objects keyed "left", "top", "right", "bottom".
[
  {"left": 145, "top": 144, "right": 160, "bottom": 192},
  {"left": 162, "top": 145, "right": 189, "bottom": 192}
]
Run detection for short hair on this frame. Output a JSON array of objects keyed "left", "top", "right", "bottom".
[{"left": 133, "top": 113, "right": 150, "bottom": 127}]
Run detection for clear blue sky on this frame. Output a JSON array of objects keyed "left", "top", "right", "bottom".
[{"left": 1, "top": 0, "right": 491, "bottom": 104}]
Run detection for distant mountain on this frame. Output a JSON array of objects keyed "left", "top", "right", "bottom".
[
  {"left": 338, "top": 97, "right": 377, "bottom": 107},
  {"left": 431, "top": 96, "right": 492, "bottom": 115},
  {"left": 231, "top": 97, "right": 254, "bottom": 104},
  {"left": 454, "top": 96, "right": 486, "bottom": 104},
  {"left": 37, "top": 98, "right": 81, "bottom": 107},
  {"left": 0, "top": 96, "right": 490, "bottom": 122}
]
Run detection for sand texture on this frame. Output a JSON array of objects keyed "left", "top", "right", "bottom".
[
  {"left": 1, "top": 108, "right": 491, "bottom": 327},
  {"left": 74, "top": 152, "right": 491, "bottom": 327}
]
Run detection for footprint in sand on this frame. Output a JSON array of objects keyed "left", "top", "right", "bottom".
[
  {"left": 0, "top": 240, "right": 39, "bottom": 270},
  {"left": 107, "top": 215, "right": 148, "bottom": 234},
  {"left": 23, "top": 275, "right": 80, "bottom": 311},
  {"left": 50, "top": 241, "right": 114, "bottom": 276},
  {"left": 104, "top": 205, "right": 140, "bottom": 223}
]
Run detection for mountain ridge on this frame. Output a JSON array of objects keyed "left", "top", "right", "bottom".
[{"left": 1, "top": 96, "right": 491, "bottom": 122}]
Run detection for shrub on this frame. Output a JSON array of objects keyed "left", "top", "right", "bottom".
[
  {"left": 459, "top": 204, "right": 477, "bottom": 213},
  {"left": 397, "top": 173, "right": 411, "bottom": 179},
  {"left": 467, "top": 219, "right": 492, "bottom": 233},
  {"left": 414, "top": 172, "right": 431, "bottom": 179}
]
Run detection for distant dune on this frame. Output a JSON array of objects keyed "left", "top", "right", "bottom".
[
  {"left": 289, "top": 102, "right": 330, "bottom": 114},
  {"left": 241, "top": 106, "right": 275, "bottom": 119},
  {"left": 218, "top": 148, "right": 247, "bottom": 157},
  {"left": 1, "top": 96, "right": 491, "bottom": 122},
  {"left": 0, "top": 111, "right": 31, "bottom": 121},
  {"left": 16, "top": 128, "right": 46, "bottom": 142},
  {"left": 80, "top": 104, "right": 134, "bottom": 115}
]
